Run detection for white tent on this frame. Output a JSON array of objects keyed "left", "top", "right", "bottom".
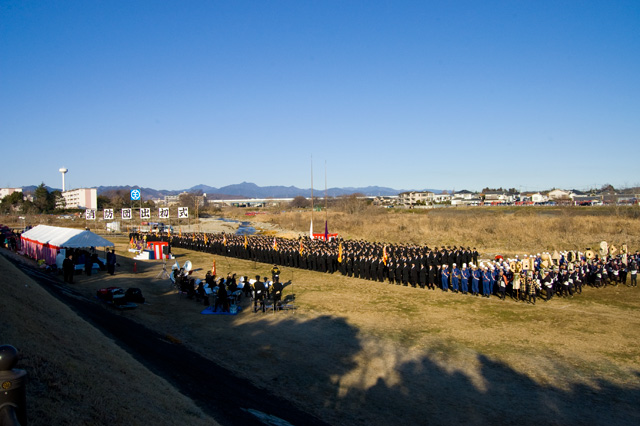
[{"left": 21, "top": 225, "right": 114, "bottom": 265}]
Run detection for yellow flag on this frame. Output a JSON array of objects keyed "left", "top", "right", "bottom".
[
  {"left": 244, "top": 235, "right": 248, "bottom": 249},
  {"left": 338, "top": 243, "right": 343, "bottom": 263}
]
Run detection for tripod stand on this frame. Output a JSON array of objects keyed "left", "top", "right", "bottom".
[{"left": 156, "top": 257, "right": 171, "bottom": 280}]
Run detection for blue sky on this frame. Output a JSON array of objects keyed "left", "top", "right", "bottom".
[{"left": 1, "top": 1, "right": 638, "bottom": 192}]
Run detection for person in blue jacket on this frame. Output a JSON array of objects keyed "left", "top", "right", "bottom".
[
  {"left": 461, "top": 263, "right": 470, "bottom": 294},
  {"left": 441, "top": 264, "right": 450, "bottom": 292},
  {"left": 451, "top": 263, "right": 460, "bottom": 293},
  {"left": 471, "top": 264, "right": 481, "bottom": 296},
  {"left": 482, "top": 266, "right": 493, "bottom": 298}
]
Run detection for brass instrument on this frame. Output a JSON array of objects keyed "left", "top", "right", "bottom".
[
  {"left": 585, "top": 249, "right": 595, "bottom": 260},
  {"left": 566, "top": 251, "right": 576, "bottom": 263},
  {"left": 599, "top": 241, "right": 608, "bottom": 257},
  {"left": 510, "top": 260, "right": 522, "bottom": 273}
]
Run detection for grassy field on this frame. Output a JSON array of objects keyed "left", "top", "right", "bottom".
[
  {"left": 0, "top": 252, "right": 218, "bottom": 426},
  {"left": 2, "top": 207, "right": 640, "bottom": 425}
]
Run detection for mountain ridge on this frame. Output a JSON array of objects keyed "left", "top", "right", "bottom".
[{"left": 23, "top": 182, "right": 440, "bottom": 199}]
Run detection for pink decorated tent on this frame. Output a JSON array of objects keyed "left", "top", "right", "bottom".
[{"left": 21, "top": 225, "right": 114, "bottom": 265}]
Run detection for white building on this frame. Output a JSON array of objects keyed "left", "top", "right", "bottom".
[
  {"left": 398, "top": 191, "right": 435, "bottom": 206},
  {"left": 432, "top": 193, "right": 452, "bottom": 203},
  {"left": 531, "top": 193, "right": 549, "bottom": 204},
  {"left": 0, "top": 188, "right": 22, "bottom": 200},
  {"left": 548, "top": 189, "right": 572, "bottom": 200},
  {"left": 59, "top": 188, "right": 98, "bottom": 209}
]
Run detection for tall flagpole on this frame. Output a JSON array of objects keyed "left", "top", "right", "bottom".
[
  {"left": 310, "top": 155, "right": 314, "bottom": 239},
  {"left": 324, "top": 160, "right": 328, "bottom": 240}
]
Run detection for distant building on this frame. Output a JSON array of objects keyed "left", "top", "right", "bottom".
[
  {"left": 164, "top": 195, "right": 180, "bottom": 205},
  {"left": 0, "top": 188, "right": 22, "bottom": 200},
  {"left": 372, "top": 196, "right": 398, "bottom": 207},
  {"left": 398, "top": 191, "right": 435, "bottom": 207},
  {"left": 531, "top": 193, "right": 549, "bottom": 204},
  {"left": 573, "top": 195, "right": 602, "bottom": 205},
  {"left": 59, "top": 188, "right": 97, "bottom": 209},
  {"left": 432, "top": 193, "right": 451, "bottom": 203},
  {"left": 483, "top": 191, "right": 514, "bottom": 204},
  {"left": 547, "top": 189, "right": 572, "bottom": 200},
  {"left": 452, "top": 190, "right": 475, "bottom": 200}
]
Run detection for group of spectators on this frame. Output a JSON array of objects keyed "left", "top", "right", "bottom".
[
  {"left": 133, "top": 231, "right": 638, "bottom": 305},
  {"left": 172, "top": 265, "right": 285, "bottom": 313}
]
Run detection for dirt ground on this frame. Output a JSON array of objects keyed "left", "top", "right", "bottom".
[{"left": 4, "top": 232, "right": 637, "bottom": 426}]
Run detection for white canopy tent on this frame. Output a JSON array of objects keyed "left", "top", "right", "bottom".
[{"left": 21, "top": 224, "right": 114, "bottom": 265}]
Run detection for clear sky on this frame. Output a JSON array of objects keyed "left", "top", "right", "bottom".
[{"left": 1, "top": 1, "right": 638, "bottom": 193}]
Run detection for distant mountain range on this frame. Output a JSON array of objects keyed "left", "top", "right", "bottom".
[{"left": 23, "top": 182, "right": 441, "bottom": 200}]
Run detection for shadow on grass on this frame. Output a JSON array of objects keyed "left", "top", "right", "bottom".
[
  {"left": 6, "top": 250, "right": 640, "bottom": 426},
  {"left": 328, "top": 351, "right": 640, "bottom": 425}
]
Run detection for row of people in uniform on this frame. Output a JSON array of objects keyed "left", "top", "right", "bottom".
[{"left": 148, "top": 232, "right": 638, "bottom": 304}]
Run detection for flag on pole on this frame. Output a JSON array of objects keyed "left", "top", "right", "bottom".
[
  {"left": 244, "top": 234, "right": 248, "bottom": 249},
  {"left": 204, "top": 233, "right": 208, "bottom": 245},
  {"left": 382, "top": 245, "right": 388, "bottom": 266},
  {"left": 211, "top": 259, "right": 216, "bottom": 276},
  {"left": 223, "top": 234, "right": 227, "bottom": 246},
  {"left": 179, "top": 227, "right": 182, "bottom": 238},
  {"left": 338, "top": 243, "right": 343, "bottom": 263},
  {"left": 273, "top": 237, "right": 278, "bottom": 251},
  {"left": 299, "top": 240, "right": 304, "bottom": 255},
  {"left": 324, "top": 220, "right": 328, "bottom": 241},
  {"left": 167, "top": 227, "right": 171, "bottom": 238},
  {"left": 310, "top": 219, "right": 313, "bottom": 239},
  {"left": 130, "top": 236, "right": 134, "bottom": 248}
]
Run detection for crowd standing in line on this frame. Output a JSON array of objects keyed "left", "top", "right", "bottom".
[{"left": 134, "top": 231, "right": 638, "bottom": 305}]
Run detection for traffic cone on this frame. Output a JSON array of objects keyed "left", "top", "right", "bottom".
[{"left": 133, "top": 262, "right": 137, "bottom": 273}]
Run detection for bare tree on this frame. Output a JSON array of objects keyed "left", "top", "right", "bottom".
[
  {"left": 289, "top": 196, "right": 310, "bottom": 209},
  {"left": 336, "top": 193, "right": 368, "bottom": 215}
]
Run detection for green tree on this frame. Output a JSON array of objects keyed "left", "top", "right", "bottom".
[
  {"left": 0, "top": 191, "right": 24, "bottom": 213},
  {"left": 33, "top": 183, "right": 55, "bottom": 213},
  {"left": 97, "top": 195, "right": 110, "bottom": 210}
]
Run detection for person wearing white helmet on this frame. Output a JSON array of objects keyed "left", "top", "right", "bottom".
[
  {"left": 451, "top": 263, "right": 460, "bottom": 293},
  {"left": 441, "top": 264, "right": 450, "bottom": 292},
  {"left": 461, "top": 263, "right": 470, "bottom": 295},
  {"left": 482, "top": 266, "right": 493, "bottom": 298},
  {"left": 471, "top": 264, "right": 481, "bottom": 296}
]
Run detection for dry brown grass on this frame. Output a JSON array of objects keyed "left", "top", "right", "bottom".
[
  {"left": 0, "top": 253, "right": 218, "bottom": 426},
  {"left": 56, "top": 237, "right": 640, "bottom": 425}
]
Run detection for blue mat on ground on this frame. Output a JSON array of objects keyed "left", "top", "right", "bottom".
[{"left": 201, "top": 306, "right": 242, "bottom": 315}]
